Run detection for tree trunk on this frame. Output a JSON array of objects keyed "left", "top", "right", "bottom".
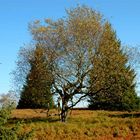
[{"left": 61, "top": 101, "right": 68, "bottom": 122}]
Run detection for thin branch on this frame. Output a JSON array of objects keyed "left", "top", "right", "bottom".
[
  {"left": 68, "top": 85, "right": 111, "bottom": 109},
  {"left": 68, "top": 94, "right": 87, "bottom": 109}
]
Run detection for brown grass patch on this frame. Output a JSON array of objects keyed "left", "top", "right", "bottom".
[{"left": 10, "top": 109, "right": 140, "bottom": 140}]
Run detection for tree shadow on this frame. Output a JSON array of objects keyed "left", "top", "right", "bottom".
[
  {"left": 8, "top": 116, "right": 60, "bottom": 124},
  {"left": 108, "top": 112, "right": 140, "bottom": 118}
]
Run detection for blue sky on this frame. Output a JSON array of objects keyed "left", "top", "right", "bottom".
[{"left": 0, "top": 0, "right": 140, "bottom": 95}]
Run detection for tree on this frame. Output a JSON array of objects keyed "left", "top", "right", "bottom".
[
  {"left": 17, "top": 45, "right": 54, "bottom": 109},
  {"left": 88, "top": 23, "right": 139, "bottom": 111},
  {"left": 29, "top": 5, "right": 110, "bottom": 122},
  {"left": 0, "top": 91, "right": 17, "bottom": 108}
]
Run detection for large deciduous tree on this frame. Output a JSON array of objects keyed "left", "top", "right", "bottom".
[{"left": 29, "top": 5, "right": 110, "bottom": 121}]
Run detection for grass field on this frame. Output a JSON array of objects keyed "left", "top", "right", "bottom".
[{"left": 11, "top": 109, "right": 140, "bottom": 140}]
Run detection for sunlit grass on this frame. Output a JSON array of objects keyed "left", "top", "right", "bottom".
[{"left": 10, "top": 109, "right": 140, "bottom": 140}]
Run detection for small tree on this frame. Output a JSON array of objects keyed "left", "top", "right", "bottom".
[{"left": 0, "top": 91, "right": 17, "bottom": 108}]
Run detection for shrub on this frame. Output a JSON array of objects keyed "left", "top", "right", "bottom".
[{"left": 0, "top": 104, "right": 33, "bottom": 140}]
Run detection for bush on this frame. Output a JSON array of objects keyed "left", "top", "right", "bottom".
[{"left": 0, "top": 104, "right": 33, "bottom": 140}]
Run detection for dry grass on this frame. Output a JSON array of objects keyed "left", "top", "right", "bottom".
[{"left": 10, "top": 109, "right": 140, "bottom": 140}]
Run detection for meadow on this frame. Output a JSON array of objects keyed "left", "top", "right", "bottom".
[{"left": 10, "top": 109, "right": 140, "bottom": 140}]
